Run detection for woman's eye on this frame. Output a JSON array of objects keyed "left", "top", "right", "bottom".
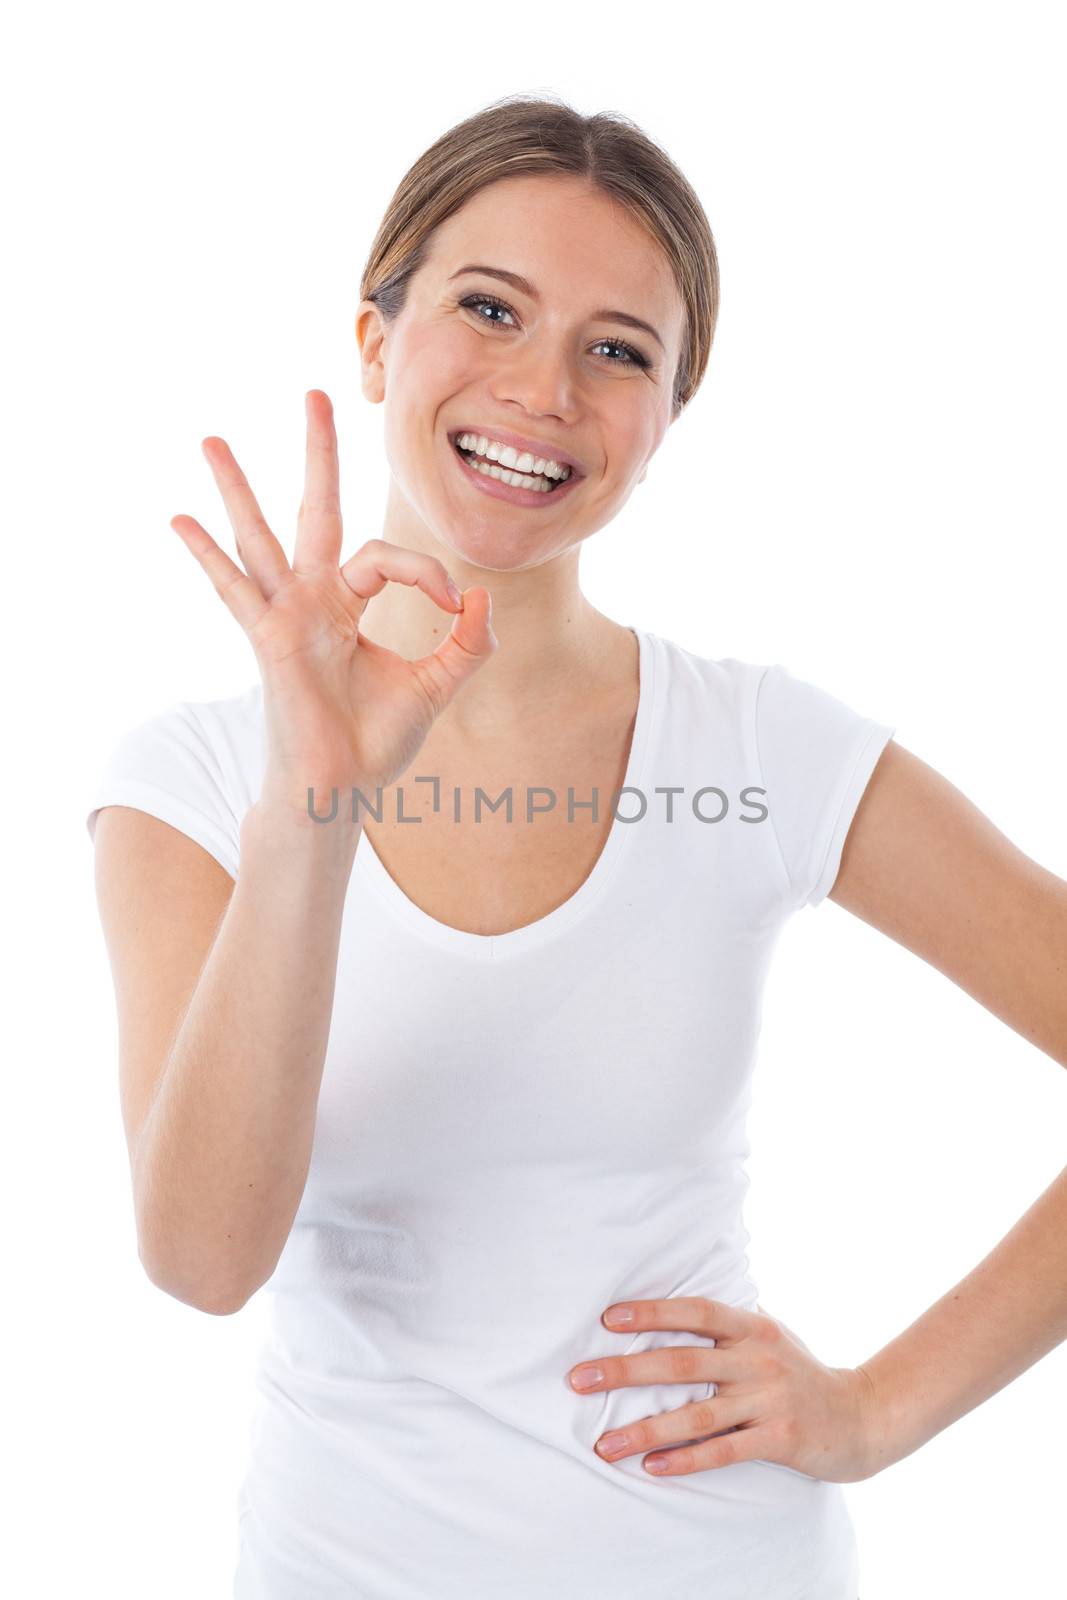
[
  {"left": 460, "top": 293, "right": 517, "bottom": 329},
  {"left": 458, "top": 294, "right": 650, "bottom": 369},
  {"left": 590, "top": 337, "right": 647, "bottom": 368}
]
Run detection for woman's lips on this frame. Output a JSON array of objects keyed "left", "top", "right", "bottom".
[{"left": 449, "top": 437, "right": 583, "bottom": 508}]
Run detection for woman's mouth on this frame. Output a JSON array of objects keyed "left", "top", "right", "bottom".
[{"left": 447, "top": 432, "right": 583, "bottom": 508}]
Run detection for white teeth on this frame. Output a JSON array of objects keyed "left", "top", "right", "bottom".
[
  {"left": 457, "top": 451, "right": 559, "bottom": 492},
  {"left": 460, "top": 453, "right": 556, "bottom": 492},
  {"left": 456, "top": 432, "right": 572, "bottom": 481}
]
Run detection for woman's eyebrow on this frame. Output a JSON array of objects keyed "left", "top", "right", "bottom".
[{"left": 446, "top": 263, "right": 665, "bottom": 352}]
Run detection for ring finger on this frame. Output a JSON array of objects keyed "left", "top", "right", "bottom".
[
  {"left": 201, "top": 436, "right": 292, "bottom": 598},
  {"left": 594, "top": 1390, "right": 751, "bottom": 1465}
]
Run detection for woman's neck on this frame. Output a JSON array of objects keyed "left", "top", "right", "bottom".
[{"left": 353, "top": 534, "right": 634, "bottom": 739}]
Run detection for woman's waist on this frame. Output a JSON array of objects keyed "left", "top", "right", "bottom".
[
  {"left": 240, "top": 1362, "right": 857, "bottom": 1597},
  {"left": 261, "top": 1230, "right": 759, "bottom": 1394},
  {"left": 253, "top": 1247, "right": 761, "bottom": 1475}
]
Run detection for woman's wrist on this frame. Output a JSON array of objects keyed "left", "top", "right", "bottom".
[{"left": 242, "top": 787, "right": 364, "bottom": 866}]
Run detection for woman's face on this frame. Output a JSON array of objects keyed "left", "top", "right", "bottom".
[{"left": 356, "top": 172, "right": 687, "bottom": 573}]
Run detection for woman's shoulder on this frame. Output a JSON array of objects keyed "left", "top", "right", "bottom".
[
  {"left": 86, "top": 682, "right": 268, "bottom": 877},
  {"left": 164, "top": 679, "right": 263, "bottom": 745},
  {"left": 642, "top": 627, "right": 890, "bottom": 725},
  {"left": 638, "top": 625, "right": 771, "bottom": 714}
]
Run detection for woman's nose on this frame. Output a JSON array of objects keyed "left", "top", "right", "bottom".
[{"left": 491, "top": 340, "right": 579, "bottom": 422}]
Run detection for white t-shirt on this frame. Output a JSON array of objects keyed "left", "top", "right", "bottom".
[{"left": 86, "top": 626, "right": 895, "bottom": 1599}]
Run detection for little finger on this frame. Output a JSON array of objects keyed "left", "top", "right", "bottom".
[{"left": 170, "top": 515, "right": 271, "bottom": 636}]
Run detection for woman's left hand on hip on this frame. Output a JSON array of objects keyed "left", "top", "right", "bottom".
[{"left": 568, "top": 1296, "right": 878, "bottom": 1483}]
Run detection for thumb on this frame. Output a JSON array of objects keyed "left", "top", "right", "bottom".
[{"left": 410, "top": 586, "right": 497, "bottom": 712}]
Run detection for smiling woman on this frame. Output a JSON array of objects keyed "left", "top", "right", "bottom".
[
  {"left": 82, "top": 92, "right": 912, "bottom": 1600},
  {"left": 345, "top": 103, "right": 716, "bottom": 582}
]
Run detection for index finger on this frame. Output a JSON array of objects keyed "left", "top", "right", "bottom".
[{"left": 294, "top": 389, "right": 343, "bottom": 573}]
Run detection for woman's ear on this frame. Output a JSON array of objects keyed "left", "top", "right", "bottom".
[{"left": 355, "top": 301, "right": 387, "bottom": 404}]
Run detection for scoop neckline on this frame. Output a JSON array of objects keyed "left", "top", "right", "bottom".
[{"left": 354, "top": 625, "right": 657, "bottom": 961}]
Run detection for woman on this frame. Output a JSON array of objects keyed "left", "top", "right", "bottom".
[{"left": 86, "top": 96, "right": 1067, "bottom": 1599}]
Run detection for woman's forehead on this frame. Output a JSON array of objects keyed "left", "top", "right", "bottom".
[{"left": 423, "top": 182, "right": 682, "bottom": 328}]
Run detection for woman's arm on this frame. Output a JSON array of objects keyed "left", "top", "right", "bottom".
[
  {"left": 830, "top": 740, "right": 1067, "bottom": 1068},
  {"left": 829, "top": 738, "right": 1067, "bottom": 1469},
  {"left": 99, "top": 798, "right": 360, "bottom": 1316},
  {"left": 91, "top": 390, "right": 496, "bottom": 1318},
  {"left": 855, "top": 1160, "right": 1067, "bottom": 1471}
]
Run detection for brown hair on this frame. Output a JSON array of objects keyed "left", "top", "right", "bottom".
[{"left": 359, "top": 93, "right": 719, "bottom": 417}]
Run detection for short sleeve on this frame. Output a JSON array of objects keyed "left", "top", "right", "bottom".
[
  {"left": 755, "top": 663, "right": 895, "bottom": 910},
  {"left": 85, "top": 702, "right": 241, "bottom": 880}
]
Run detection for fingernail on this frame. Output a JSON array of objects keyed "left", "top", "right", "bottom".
[
  {"left": 604, "top": 1306, "right": 633, "bottom": 1325},
  {"left": 645, "top": 1456, "right": 669, "bottom": 1473},
  {"left": 570, "top": 1365, "right": 603, "bottom": 1390},
  {"left": 446, "top": 578, "right": 463, "bottom": 606},
  {"left": 596, "top": 1431, "right": 629, "bottom": 1457}
]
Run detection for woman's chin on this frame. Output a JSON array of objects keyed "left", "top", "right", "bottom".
[{"left": 434, "top": 511, "right": 564, "bottom": 572}]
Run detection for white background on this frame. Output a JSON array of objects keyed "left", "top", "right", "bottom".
[{"left": 6, "top": 1, "right": 1065, "bottom": 1594}]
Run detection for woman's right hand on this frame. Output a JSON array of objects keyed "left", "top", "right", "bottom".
[{"left": 170, "top": 389, "right": 497, "bottom": 815}]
